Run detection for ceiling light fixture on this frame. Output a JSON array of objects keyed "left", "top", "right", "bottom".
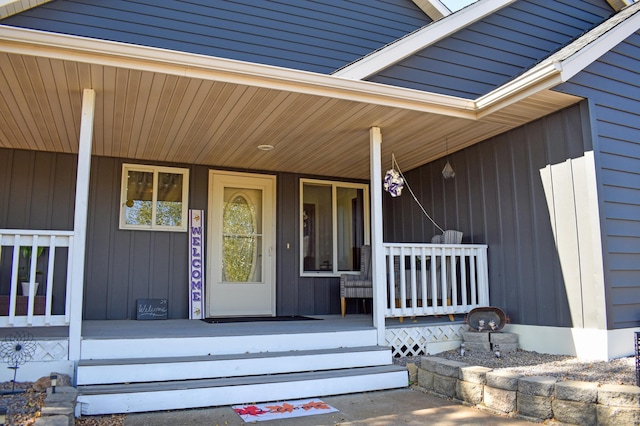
[{"left": 257, "top": 144, "right": 274, "bottom": 151}]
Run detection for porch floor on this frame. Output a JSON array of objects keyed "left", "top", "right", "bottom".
[{"left": 0, "top": 314, "right": 466, "bottom": 339}]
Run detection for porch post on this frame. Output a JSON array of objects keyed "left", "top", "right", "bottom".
[
  {"left": 68, "top": 89, "right": 95, "bottom": 361},
  {"left": 370, "top": 127, "right": 386, "bottom": 345}
]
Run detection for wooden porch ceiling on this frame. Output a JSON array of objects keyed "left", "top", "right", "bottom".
[{"left": 0, "top": 29, "right": 582, "bottom": 180}]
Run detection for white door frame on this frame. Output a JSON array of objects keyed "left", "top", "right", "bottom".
[{"left": 207, "top": 170, "right": 277, "bottom": 316}]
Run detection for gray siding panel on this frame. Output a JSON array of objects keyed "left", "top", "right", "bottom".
[
  {"left": 1, "top": 0, "right": 431, "bottom": 74},
  {"left": 276, "top": 173, "right": 299, "bottom": 316},
  {"left": 368, "top": 0, "right": 614, "bottom": 98},
  {"left": 0, "top": 149, "right": 76, "bottom": 230},
  {"left": 383, "top": 104, "right": 596, "bottom": 328},
  {"left": 556, "top": 32, "right": 640, "bottom": 330}
]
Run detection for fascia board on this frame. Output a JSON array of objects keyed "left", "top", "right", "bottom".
[
  {"left": 0, "top": 25, "right": 477, "bottom": 119},
  {"left": 559, "top": 7, "right": 640, "bottom": 82},
  {"left": 333, "top": 0, "right": 517, "bottom": 80},
  {"left": 475, "top": 63, "right": 563, "bottom": 115}
]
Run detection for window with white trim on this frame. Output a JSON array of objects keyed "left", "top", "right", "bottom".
[
  {"left": 300, "top": 179, "right": 369, "bottom": 276},
  {"left": 120, "top": 164, "right": 189, "bottom": 231}
]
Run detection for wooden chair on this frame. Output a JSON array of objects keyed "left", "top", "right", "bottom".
[{"left": 340, "top": 245, "right": 372, "bottom": 317}]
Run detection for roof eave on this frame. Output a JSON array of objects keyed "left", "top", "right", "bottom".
[
  {"left": 0, "top": 25, "right": 477, "bottom": 119},
  {"left": 333, "top": 0, "right": 518, "bottom": 80}
]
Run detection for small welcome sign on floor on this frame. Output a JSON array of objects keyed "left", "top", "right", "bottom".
[{"left": 136, "top": 299, "right": 168, "bottom": 320}]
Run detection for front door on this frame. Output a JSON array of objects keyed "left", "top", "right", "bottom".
[{"left": 207, "top": 171, "right": 276, "bottom": 316}]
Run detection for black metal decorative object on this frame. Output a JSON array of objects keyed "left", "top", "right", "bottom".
[
  {"left": 466, "top": 307, "right": 507, "bottom": 332},
  {"left": 0, "top": 331, "right": 36, "bottom": 394},
  {"left": 635, "top": 332, "right": 639, "bottom": 387}
]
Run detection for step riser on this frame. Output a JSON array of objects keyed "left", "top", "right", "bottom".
[
  {"left": 77, "top": 350, "right": 391, "bottom": 385},
  {"left": 77, "top": 371, "right": 408, "bottom": 415},
  {"left": 81, "top": 329, "right": 378, "bottom": 359}
]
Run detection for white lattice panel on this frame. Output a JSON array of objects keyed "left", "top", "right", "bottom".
[
  {"left": 386, "top": 324, "right": 466, "bottom": 357},
  {"left": 34, "top": 340, "right": 68, "bottom": 361}
]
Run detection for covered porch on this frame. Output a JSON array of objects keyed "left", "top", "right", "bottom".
[{"left": 0, "top": 23, "right": 583, "bottom": 413}]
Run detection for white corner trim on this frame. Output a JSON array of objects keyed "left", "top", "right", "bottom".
[
  {"left": 411, "top": 0, "right": 451, "bottom": 21},
  {"left": 333, "top": 0, "right": 517, "bottom": 80},
  {"left": 559, "top": 6, "right": 640, "bottom": 82}
]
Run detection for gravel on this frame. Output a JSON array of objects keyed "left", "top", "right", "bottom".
[
  {"left": 0, "top": 382, "right": 46, "bottom": 426},
  {"left": 394, "top": 349, "right": 638, "bottom": 386}
]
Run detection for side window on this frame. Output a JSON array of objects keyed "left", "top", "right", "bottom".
[
  {"left": 120, "top": 164, "right": 189, "bottom": 232},
  {"left": 300, "top": 179, "right": 369, "bottom": 276}
]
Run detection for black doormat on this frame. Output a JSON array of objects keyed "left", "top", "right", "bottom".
[{"left": 201, "top": 316, "right": 320, "bottom": 324}]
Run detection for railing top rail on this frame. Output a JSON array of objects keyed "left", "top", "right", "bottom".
[
  {"left": 383, "top": 242, "right": 488, "bottom": 249},
  {"left": 0, "top": 229, "right": 74, "bottom": 236}
]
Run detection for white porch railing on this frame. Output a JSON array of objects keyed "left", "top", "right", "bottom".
[
  {"left": 384, "top": 243, "right": 489, "bottom": 319},
  {"left": 0, "top": 230, "right": 74, "bottom": 327}
]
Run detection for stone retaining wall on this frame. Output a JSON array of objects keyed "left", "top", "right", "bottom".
[{"left": 417, "top": 356, "right": 640, "bottom": 425}]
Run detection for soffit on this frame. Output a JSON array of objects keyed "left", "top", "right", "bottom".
[
  {"left": 0, "top": 29, "right": 583, "bottom": 180},
  {"left": 0, "top": 0, "right": 52, "bottom": 19}
]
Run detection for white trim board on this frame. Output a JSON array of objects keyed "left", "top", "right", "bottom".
[
  {"left": 334, "top": 0, "right": 517, "bottom": 80},
  {"left": 503, "top": 324, "right": 640, "bottom": 361}
]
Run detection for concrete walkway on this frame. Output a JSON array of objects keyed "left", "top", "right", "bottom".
[{"left": 124, "top": 388, "right": 533, "bottom": 425}]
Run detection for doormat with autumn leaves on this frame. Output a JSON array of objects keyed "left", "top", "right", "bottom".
[{"left": 232, "top": 398, "right": 338, "bottom": 422}]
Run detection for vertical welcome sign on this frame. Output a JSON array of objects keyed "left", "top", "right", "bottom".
[{"left": 189, "top": 209, "right": 205, "bottom": 319}]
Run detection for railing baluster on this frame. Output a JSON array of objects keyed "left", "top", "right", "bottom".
[
  {"left": 9, "top": 236, "right": 21, "bottom": 325},
  {"left": 460, "top": 248, "right": 468, "bottom": 309},
  {"left": 419, "top": 246, "right": 427, "bottom": 314},
  {"left": 45, "top": 235, "right": 56, "bottom": 325},
  {"left": 470, "top": 250, "right": 477, "bottom": 306}
]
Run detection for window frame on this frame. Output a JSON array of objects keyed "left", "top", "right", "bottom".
[
  {"left": 299, "top": 178, "right": 370, "bottom": 277},
  {"left": 119, "top": 163, "right": 190, "bottom": 232}
]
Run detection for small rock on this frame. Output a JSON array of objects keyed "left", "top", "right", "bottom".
[{"left": 34, "top": 373, "right": 72, "bottom": 392}]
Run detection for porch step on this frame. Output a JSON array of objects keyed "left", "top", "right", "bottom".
[
  {"left": 79, "top": 328, "right": 378, "bottom": 359},
  {"left": 76, "top": 365, "right": 408, "bottom": 415},
  {"left": 76, "top": 345, "right": 391, "bottom": 385}
]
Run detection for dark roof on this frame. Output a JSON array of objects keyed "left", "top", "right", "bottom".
[
  {"left": 0, "top": 0, "right": 431, "bottom": 74},
  {"left": 366, "top": 0, "right": 616, "bottom": 98}
]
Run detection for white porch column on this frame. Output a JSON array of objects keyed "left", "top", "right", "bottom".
[
  {"left": 68, "top": 89, "right": 95, "bottom": 361},
  {"left": 370, "top": 127, "right": 386, "bottom": 345}
]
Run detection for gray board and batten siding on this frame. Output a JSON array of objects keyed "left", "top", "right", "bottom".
[
  {"left": 0, "top": 149, "right": 361, "bottom": 319},
  {"left": 383, "top": 101, "right": 612, "bottom": 330},
  {"left": 0, "top": 149, "right": 74, "bottom": 315},
  {"left": 554, "top": 31, "right": 640, "bottom": 330},
  {"left": 368, "top": 0, "right": 615, "bottom": 98},
  {"left": 0, "top": 0, "right": 431, "bottom": 75}
]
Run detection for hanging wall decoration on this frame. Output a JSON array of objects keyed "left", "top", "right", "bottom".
[
  {"left": 385, "top": 153, "right": 444, "bottom": 233},
  {"left": 383, "top": 167, "right": 404, "bottom": 197}
]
